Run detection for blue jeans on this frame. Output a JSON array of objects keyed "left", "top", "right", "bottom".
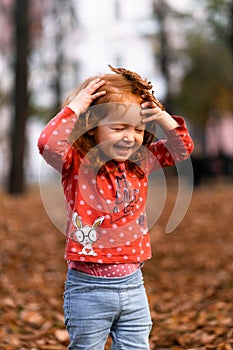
[{"left": 63, "top": 268, "right": 152, "bottom": 350}]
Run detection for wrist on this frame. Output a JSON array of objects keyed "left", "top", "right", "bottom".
[
  {"left": 67, "top": 101, "right": 82, "bottom": 116},
  {"left": 157, "top": 111, "right": 180, "bottom": 131}
]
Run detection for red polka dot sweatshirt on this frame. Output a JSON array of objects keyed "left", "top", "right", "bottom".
[{"left": 38, "top": 107, "right": 194, "bottom": 264}]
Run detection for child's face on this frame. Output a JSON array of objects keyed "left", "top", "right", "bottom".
[{"left": 94, "top": 104, "right": 145, "bottom": 162}]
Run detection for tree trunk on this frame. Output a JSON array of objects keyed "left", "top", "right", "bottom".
[
  {"left": 152, "top": 0, "right": 173, "bottom": 112},
  {"left": 8, "top": 0, "right": 29, "bottom": 194}
]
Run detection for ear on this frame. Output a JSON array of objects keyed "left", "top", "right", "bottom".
[
  {"left": 92, "top": 216, "right": 104, "bottom": 229},
  {"left": 72, "top": 212, "right": 83, "bottom": 229}
]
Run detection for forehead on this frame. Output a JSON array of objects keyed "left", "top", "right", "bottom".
[{"left": 98, "top": 103, "right": 143, "bottom": 127}]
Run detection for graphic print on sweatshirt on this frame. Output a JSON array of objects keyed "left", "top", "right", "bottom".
[
  {"left": 78, "top": 163, "right": 146, "bottom": 222},
  {"left": 66, "top": 161, "right": 148, "bottom": 251},
  {"left": 71, "top": 212, "right": 104, "bottom": 256}
]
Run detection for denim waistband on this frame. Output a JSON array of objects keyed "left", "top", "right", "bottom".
[{"left": 67, "top": 267, "right": 143, "bottom": 287}]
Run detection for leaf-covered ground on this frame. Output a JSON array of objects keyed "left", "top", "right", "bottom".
[{"left": 0, "top": 181, "right": 232, "bottom": 350}]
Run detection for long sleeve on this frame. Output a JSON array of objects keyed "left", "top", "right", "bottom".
[
  {"left": 37, "top": 107, "right": 79, "bottom": 173},
  {"left": 148, "top": 116, "right": 194, "bottom": 170}
]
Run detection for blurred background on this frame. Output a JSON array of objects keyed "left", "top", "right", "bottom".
[
  {"left": 0, "top": 1, "right": 233, "bottom": 349},
  {"left": 0, "top": 0, "right": 232, "bottom": 193}
]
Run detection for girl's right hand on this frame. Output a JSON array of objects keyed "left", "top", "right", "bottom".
[{"left": 67, "top": 78, "right": 106, "bottom": 115}]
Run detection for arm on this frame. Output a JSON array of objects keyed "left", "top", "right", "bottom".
[
  {"left": 141, "top": 99, "right": 194, "bottom": 168},
  {"left": 37, "top": 78, "right": 106, "bottom": 173}
]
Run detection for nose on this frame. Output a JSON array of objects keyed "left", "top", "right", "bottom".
[{"left": 122, "top": 128, "right": 135, "bottom": 142}]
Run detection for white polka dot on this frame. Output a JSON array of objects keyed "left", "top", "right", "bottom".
[
  {"left": 87, "top": 210, "right": 92, "bottom": 215},
  {"left": 44, "top": 145, "right": 49, "bottom": 150},
  {"left": 65, "top": 129, "right": 70, "bottom": 134},
  {"left": 62, "top": 118, "right": 67, "bottom": 123},
  {"left": 52, "top": 130, "right": 58, "bottom": 135},
  {"left": 112, "top": 224, "right": 117, "bottom": 229},
  {"left": 101, "top": 229, "right": 107, "bottom": 234},
  {"left": 128, "top": 226, "right": 133, "bottom": 231},
  {"left": 122, "top": 218, "right": 127, "bottom": 223},
  {"left": 126, "top": 241, "right": 130, "bottom": 246},
  {"left": 132, "top": 249, "right": 136, "bottom": 253},
  {"left": 98, "top": 259, "right": 103, "bottom": 263},
  {"left": 42, "top": 133, "right": 46, "bottom": 138},
  {"left": 99, "top": 244, "right": 104, "bottom": 249},
  {"left": 97, "top": 204, "right": 103, "bottom": 209},
  {"left": 89, "top": 195, "right": 95, "bottom": 200},
  {"left": 74, "top": 175, "right": 78, "bottom": 180},
  {"left": 91, "top": 179, "right": 96, "bottom": 184},
  {"left": 144, "top": 182, "right": 148, "bottom": 187},
  {"left": 109, "top": 239, "right": 115, "bottom": 243},
  {"left": 71, "top": 247, "right": 76, "bottom": 252},
  {"left": 107, "top": 253, "right": 112, "bottom": 258},
  {"left": 106, "top": 199, "right": 112, "bottom": 204},
  {"left": 82, "top": 184, "right": 87, "bottom": 189},
  {"left": 80, "top": 257, "right": 85, "bottom": 261},
  {"left": 99, "top": 189, "right": 104, "bottom": 194},
  {"left": 108, "top": 185, "right": 112, "bottom": 189},
  {"left": 105, "top": 214, "right": 110, "bottom": 219},
  {"left": 117, "top": 247, "right": 122, "bottom": 252},
  {"left": 123, "top": 256, "right": 128, "bottom": 260},
  {"left": 119, "top": 232, "right": 124, "bottom": 238},
  {"left": 80, "top": 200, "right": 85, "bottom": 205}
]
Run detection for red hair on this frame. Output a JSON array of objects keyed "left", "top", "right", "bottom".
[{"left": 64, "top": 66, "right": 164, "bottom": 178}]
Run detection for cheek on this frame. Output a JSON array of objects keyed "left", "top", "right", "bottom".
[
  {"left": 136, "top": 134, "right": 144, "bottom": 145},
  {"left": 94, "top": 127, "right": 111, "bottom": 144}
]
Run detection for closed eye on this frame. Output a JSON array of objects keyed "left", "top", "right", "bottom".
[
  {"left": 135, "top": 128, "right": 144, "bottom": 133},
  {"left": 111, "top": 127, "right": 124, "bottom": 131}
]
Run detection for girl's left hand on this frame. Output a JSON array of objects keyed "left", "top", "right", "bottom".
[
  {"left": 141, "top": 99, "right": 167, "bottom": 123},
  {"left": 140, "top": 98, "right": 179, "bottom": 130}
]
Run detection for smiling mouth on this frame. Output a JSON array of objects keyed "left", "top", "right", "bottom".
[{"left": 114, "top": 145, "right": 133, "bottom": 152}]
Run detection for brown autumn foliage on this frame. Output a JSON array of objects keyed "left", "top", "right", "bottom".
[{"left": 0, "top": 180, "right": 232, "bottom": 350}]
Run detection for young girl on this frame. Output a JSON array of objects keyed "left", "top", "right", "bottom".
[{"left": 38, "top": 65, "right": 194, "bottom": 350}]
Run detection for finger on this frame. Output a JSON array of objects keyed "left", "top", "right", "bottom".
[
  {"left": 141, "top": 115, "right": 156, "bottom": 123},
  {"left": 141, "top": 107, "right": 157, "bottom": 116},
  {"left": 141, "top": 101, "right": 155, "bottom": 109},
  {"left": 88, "top": 78, "right": 105, "bottom": 89},
  {"left": 86, "top": 81, "right": 106, "bottom": 96},
  {"left": 92, "top": 90, "right": 106, "bottom": 99}
]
